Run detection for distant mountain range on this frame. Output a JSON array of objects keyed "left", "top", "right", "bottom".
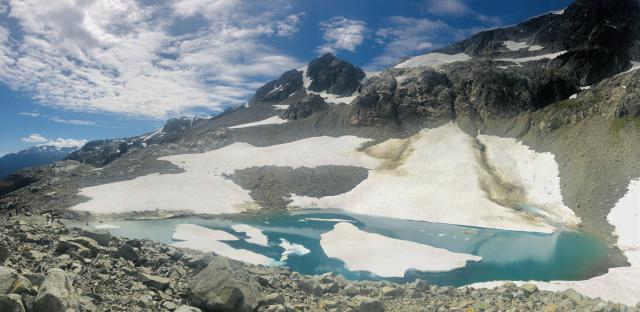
[{"left": 0, "top": 145, "right": 79, "bottom": 178}]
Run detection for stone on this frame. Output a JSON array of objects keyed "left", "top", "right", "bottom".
[
  {"left": 355, "top": 296, "right": 384, "bottom": 312},
  {"left": 136, "top": 272, "right": 170, "bottom": 290},
  {"left": 175, "top": 305, "right": 202, "bottom": 312},
  {"left": 0, "top": 294, "right": 25, "bottom": 312},
  {"left": 521, "top": 283, "right": 538, "bottom": 294},
  {"left": 117, "top": 244, "right": 140, "bottom": 263},
  {"left": 0, "top": 266, "right": 18, "bottom": 294},
  {"left": 561, "top": 288, "right": 583, "bottom": 303},
  {"left": 34, "top": 268, "right": 80, "bottom": 312},
  {"left": 381, "top": 286, "right": 402, "bottom": 297},
  {"left": 343, "top": 284, "right": 361, "bottom": 297},
  {"left": 412, "top": 279, "right": 429, "bottom": 292},
  {"left": 9, "top": 276, "right": 32, "bottom": 295},
  {"left": 543, "top": 303, "right": 557, "bottom": 312},
  {"left": 166, "top": 248, "right": 183, "bottom": 261},
  {"left": 0, "top": 242, "right": 8, "bottom": 263},
  {"left": 55, "top": 240, "right": 92, "bottom": 258},
  {"left": 260, "top": 293, "right": 285, "bottom": 306},
  {"left": 188, "top": 257, "right": 263, "bottom": 312},
  {"left": 79, "top": 229, "right": 111, "bottom": 246}
]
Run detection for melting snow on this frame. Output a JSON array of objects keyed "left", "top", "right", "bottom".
[
  {"left": 229, "top": 116, "right": 287, "bottom": 129},
  {"left": 273, "top": 104, "right": 289, "bottom": 110},
  {"left": 290, "top": 123, "right": 577, "bottom": 233},
  {"left": 171, "top": 224, "right": 277, "bottom": 266},
  {"left": 94, "top": 224, "right": 120, "bottom": 229},
  {"left": 395, "top": 53, "right": 471, "bottom": 69},
  {"left": 232, "top": 224, "right": 269, "bottom": 247},
  {"left": 320, "top": 222, "right": 481, "bottom": 277},
  {"left": 502, "top": 41, "right": 544, "bottom": 52},
  {"left": 279, "top": 239, "right": 310, "bottom": 261},
  {"left": 497, "top": 51, "right": 567, "bottom": 65}
]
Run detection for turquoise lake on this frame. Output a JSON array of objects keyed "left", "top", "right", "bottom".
[{"left": 68, "top": 209, "right": 612, "bottom": 286}]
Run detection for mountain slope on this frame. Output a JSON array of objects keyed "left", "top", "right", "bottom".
[
  {"left": 0, "top": 146, "right": 78, "bottom": 178},
  {"left": 0, "top": 0, "right": 639, "bottom": 275}
]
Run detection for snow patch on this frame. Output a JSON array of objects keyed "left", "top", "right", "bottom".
[
  {"left": 229, "top": 116, "right": 287, "bottom": 129},
  {"left": 395, "top": 53, "right": 471, "bottom": 69},
  {"left": 171, "top": 224, "right": 276, "bottom": 266},
  {"left": 502, "top": 41, "right": 545, "bottom": 52},
  {"left": 232, "top": 224, "right": 269, "bottom": 247},
  {"left": 320, "top": 223, "right": 481, "bottom": 277},
  {"left": 279, "top": 238, "right": 310, "bottom": 261},
  {"left": 497, "top": 51, "right": 567, "bottom": 65},
  {"left": 70, "top": 135, "right": 376, "bottom": 215},
  {"left": 290, "top": 123, "right": 577, "bottom": 233},
  {"left": 273, "top": 104, "right": 289, "bottom": 110}
]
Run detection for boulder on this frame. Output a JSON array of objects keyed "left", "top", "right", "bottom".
[
  {"left": 188, "top": 257, "right": 263, "bottom": 312},
  {"left": 117, "top": 244, "right": 140, "bottom": 263},
  {"left": 79, "top": 229, "right": 111, "bottom": 246},
  {"left": 0, "top": 294, "right": 25, "bottom": 312},
  {"left": 55, "top": 240, "right": 92, "bottom": 258},
  {"left": 0, "top": 242, "right": 8, "bottom": 263},
  {"left": 34, "top": 268, "right": 79, "bottom": 312},
  {"left": 0, "top": 267, "right": 18, "bottom": 294},
  {"left": 175, "top": 305, "right": 202, "bottom": 312},
  {"left": 136, "top": 272, "right": 170, "bottom": 290},
  {"left": 355, "top": 296, "right": 384, "bottom": 312}
]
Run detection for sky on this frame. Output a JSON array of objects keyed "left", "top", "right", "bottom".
[{"left": 0, "top": 0, "right": 573, "bottom": 156}]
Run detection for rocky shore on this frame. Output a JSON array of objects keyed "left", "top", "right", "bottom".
[{"left": 1, "top": 214, "right": 637, "bottom": 312}]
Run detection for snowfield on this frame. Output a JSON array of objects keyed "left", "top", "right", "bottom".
[
  {"left": 290, "top": 123, "right": 578, "bottom": 233},
  {"left": 395, "top": 53, "right": 471, "bottom": 69},
  {"left": 320, "top": 222, "right": 481, "bottom": 277},
  {"left": 73, "top": 123, "right": 577, "bottom": 234},
  {"left": 469, "top": 178, "right": 640, "bottom": 306},
  {"left": 232, "top": 224, "right": 269, "bottom": 247},
  {"left": 229, "top": 116, "right": 288, "bottom": 129}
]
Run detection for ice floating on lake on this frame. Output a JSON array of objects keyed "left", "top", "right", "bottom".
[
  {"left": 320, "top": 223, "right": 481, "bottom": 277},
  {"left": 171, "top": 224, "right": 276, "bottom": 266},
  {"left": 303, "top": 218, "right": 357, "bottom": 223},
  {"left": 232, "top": 224, "right": 269, "bottom": 247},
  {"left": 95, "top": 224, "right": 120, "bottom": 229},
  {"left": 279, "top": 238, "right": 311, "bottom": 261}
]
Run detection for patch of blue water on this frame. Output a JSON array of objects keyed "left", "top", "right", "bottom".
[{"left": 70, "top": 209, "right": 611, "bottom": 287}]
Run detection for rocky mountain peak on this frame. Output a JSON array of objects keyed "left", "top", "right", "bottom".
[{"left": 306, "top": 53, "right": 366, "bottom": 96}]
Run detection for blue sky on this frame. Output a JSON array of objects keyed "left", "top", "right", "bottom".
[{"left": 0, "top": 0, "right": 572, "bottom": 156}]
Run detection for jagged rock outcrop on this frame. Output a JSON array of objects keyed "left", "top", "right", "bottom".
[
  {"left": 350, "top": 74, "right": 398, "bottom": 126},
  {"left": 306, "top": 53, "right": 366, "bottom": 96},
  {"left": 251, "top": 69, "right": 303, "bottom": 104},
  {"left": 280, "top": 94, "right": 328, "bottom": 120}
]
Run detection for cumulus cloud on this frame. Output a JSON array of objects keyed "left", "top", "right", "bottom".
[
  {"left": 21, "top": 133, "right": 47, "bottom": 143},
  {"left": 317, "top": 17, "right": 368, "bottom": 54},
  {"left": 21, "top": 133, "right": 86, "bottom": 148},
  {"left": 0, "top": 0, "right": 304, "bottom": 119},
  {"left": 369, "top": 17, "right": 450, "bottom": 69}
]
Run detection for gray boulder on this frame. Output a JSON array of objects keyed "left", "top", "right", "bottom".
[
  {"left": 34, "top": 268, "right": 79, "bottom": 312},
  {"left": 188, "top": 257, "right": 263, "bottom": 312},
  {"left": 0, "top": 242, "right": 8, "bottom": 263},
  {"left": 355, "top": 296, "right": 384, "bottom": 312},
  {"left": 0, "top": 294, "right": 25, "bottom": 312},
  {"left": 175, "top": 305, "right": 203, "bottom": 312},
  {"left": 79, "top": 229, "right": 111, "bottom": 246},
  {"left": 136, "top": 272, "right": 170, "bottom": 290},
  {"left": 0, "top": 266, "right": 18, "bottom": 294},
  {"left": 117, "top": 244, "right": 140, "bottom": 263}
]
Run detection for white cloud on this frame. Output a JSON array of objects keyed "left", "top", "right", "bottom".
[
  {"left": 45, "top": 138, "right": 88, "bottom": 148},
  {"left": 19, "top": 112, "right": 96, "bottom": 126},
  {"left": 369, "top": 16, "right": 449, "bottom": 69},
  {"left": 21, "top": 133, "right": 47, "bottom": 143},
  {"left": 318, "top": 17, "right": 368, "bottom": 54},
  {"left": 422, "top": 0, "right": 471, "bottom": 16},
  {"left": 21, "top": 133, "right": 86, "bottom": 148},
  {"left": 421, "top": 0, "right": 501, "bottom": 25},
  {"left": 0, "top": 0, "right": 303, "bottom": 119}
]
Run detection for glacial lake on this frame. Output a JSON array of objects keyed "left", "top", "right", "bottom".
[{"left": 67, "top": 209, "right": 611, "bottom": 286}]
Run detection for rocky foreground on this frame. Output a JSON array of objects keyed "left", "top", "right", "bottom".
[{"left": 0, "top": 215, "right": 637, "bottom": 312}]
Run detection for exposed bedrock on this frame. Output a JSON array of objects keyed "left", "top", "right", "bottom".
[
  {"left": 227, "top": 165, "right": 369, "bottom": 210},
  {"left": 280, "top": 94, "right": 328, "bottom": 120},
  {"left": 306, "top": 53, "right": 366, "bottom": 96}
]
